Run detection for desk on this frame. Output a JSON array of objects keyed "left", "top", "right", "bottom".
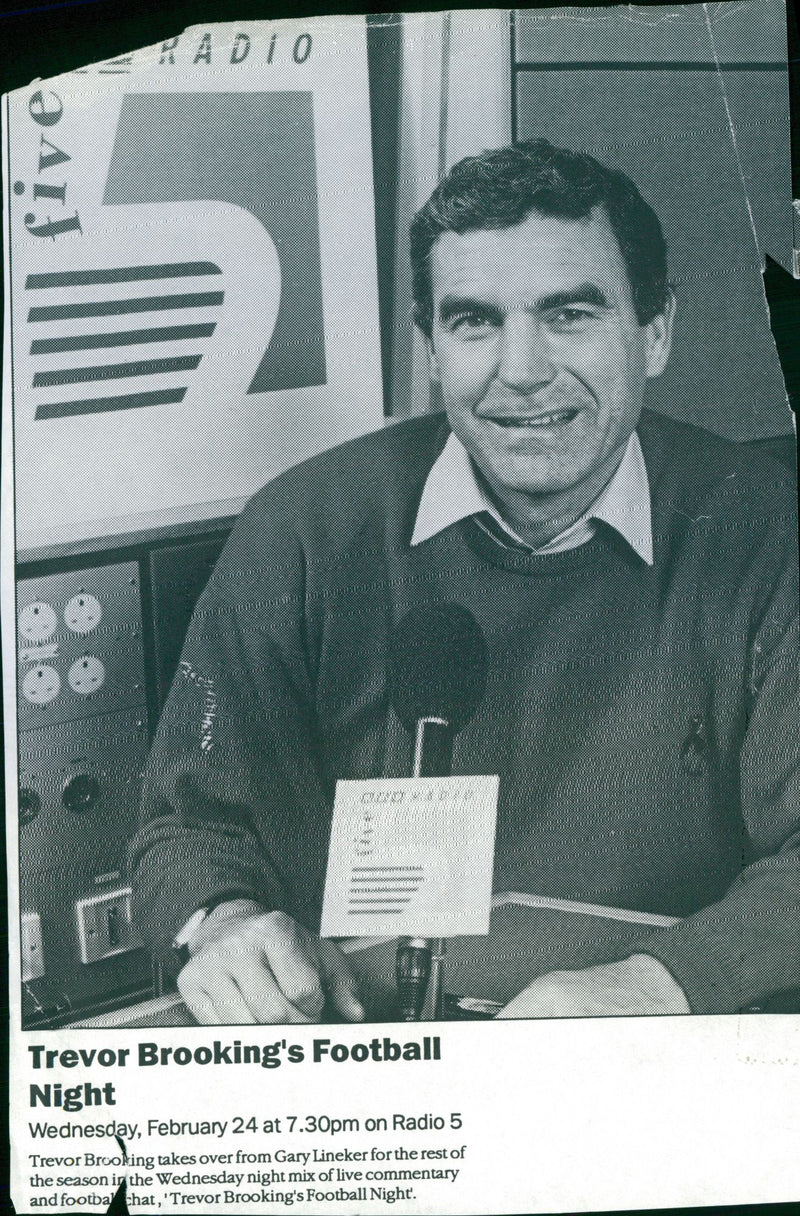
[
  {"left": 72, "top": 893, "right": 800, "bottom": 1026},
  {"left": 71, "top": 893, "right": 680, "bottom": 1028}
]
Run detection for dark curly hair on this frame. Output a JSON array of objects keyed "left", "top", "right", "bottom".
[{"left": 410, "top": 139, "right": 670, "bottom": 336}]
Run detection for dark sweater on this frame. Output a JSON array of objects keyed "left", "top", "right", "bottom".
[{"left": 131, "top": 410, "right": 800, "bottom": 1014}]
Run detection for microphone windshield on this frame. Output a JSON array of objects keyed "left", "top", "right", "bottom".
[{"left": 390, "top": 602, "right": 487, "bottom": 734}]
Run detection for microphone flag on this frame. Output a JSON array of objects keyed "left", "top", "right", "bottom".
[
  {"left": 321, "top": 602, "right": 498, "bottom": 939},
  {"left": 320, "top": 775, "right": 498, "bottom": 939}
]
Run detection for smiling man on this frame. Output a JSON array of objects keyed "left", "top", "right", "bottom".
[
  {"left": 415, "top": 194, "right": 672, "bottom": 552},
  {"left": 132, "top": 140, "right": 799, "bottom": 1024}
]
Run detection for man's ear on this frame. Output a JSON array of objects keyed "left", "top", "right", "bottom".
[{"left": 645, "top": 288, "right": 676, "bottom": 379}]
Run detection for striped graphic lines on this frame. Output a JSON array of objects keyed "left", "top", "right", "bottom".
[
  {"left": 28, "top": 263, "right": 223, "bottom": 419},
  {"left": 28, "top": 292, "right": 224, "bottom": 323},
  {"left": 348, "top": 866, "right": 423, "bottom": 914},
  {"left": 74, "top": 56, "right": 133, "bottom": 76},
  {"left": 25, "top": 262, "right": 222, "bottom": 289},
  {"left": 31, "top": 324, "right": 216, "bottom": 355},
  {"left": 33, "top": 355, "right": 202, "bottom": 388},
  {"left": 35, "top": 388, "right": 187, "bottom": 421}
]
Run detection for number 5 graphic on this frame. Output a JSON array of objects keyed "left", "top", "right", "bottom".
[{"left": 103, "top": 91, "right": 326, "bottom": 393}]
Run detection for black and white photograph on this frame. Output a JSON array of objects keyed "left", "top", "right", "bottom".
[{"left": 3, "top": 2, "right": 800, "bottom": 1212}]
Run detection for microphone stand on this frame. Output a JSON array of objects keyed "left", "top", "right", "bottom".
[{"left": 395, "top": 717, "right": 450, "bottom": 1022}]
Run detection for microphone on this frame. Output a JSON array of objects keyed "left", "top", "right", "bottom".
[
  {"left": 389, "top": 603, "right": 487, "bottom": 1021},
  {"left": 390, "top": 601, "right": 487, "bottom": 776}
]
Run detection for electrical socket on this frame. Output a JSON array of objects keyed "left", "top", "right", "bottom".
[
  {"left": 21, "top": 911, "right": 45, "bottom": 982},
  {"left": 75, "top": 887, "right": 143, "bottom": 964},
  {"left": 22, "top": 663, "right": 61, "bottom": 705},
  {"left": 68, "top": 655, "right": 106, "bottom": 695}
]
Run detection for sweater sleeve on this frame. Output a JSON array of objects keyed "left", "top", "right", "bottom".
[
  {"left": 129, "top": 494, "right": 332, "bottom": 974},
  {"left": 631, "top": 608, "right": 800, "bottom": 1014}
]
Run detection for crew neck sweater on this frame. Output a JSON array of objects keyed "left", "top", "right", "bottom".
[{"left": 132, "top": 409, "right": 800, "bottom": 1015}]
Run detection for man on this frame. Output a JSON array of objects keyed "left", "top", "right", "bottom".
[{"left": 131, "top": 140, "right": 799, "bottom": 1025}]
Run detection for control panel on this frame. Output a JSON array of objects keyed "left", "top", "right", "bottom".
[{"left": 16, "top": 562, "right": 153, "bottom": 1025}]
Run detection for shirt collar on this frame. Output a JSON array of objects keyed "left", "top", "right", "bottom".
[{"left": 411, "top": 428, "right": 653, "bottom": 565}]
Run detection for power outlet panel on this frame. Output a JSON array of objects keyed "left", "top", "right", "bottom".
[
  {"left": 21, "top": 912, "right": 45, "bottom": 982},
  {"left": 75, "top": 887, "right": 143, "bottom": 964},
  {"left": 17, "top": 563, "right": 146, "bottom": 732}
]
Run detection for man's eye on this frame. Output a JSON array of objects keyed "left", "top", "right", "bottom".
[
  {"left": 550, "top": 307, "right": 596, "bottom": 331},
  {"left": 449, "top": 311, "right": 497, "bottom": 334}
]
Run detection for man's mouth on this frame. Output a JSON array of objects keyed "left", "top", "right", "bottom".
[{"left": 487, "top": 409, "right": 579, "bottom": 428}]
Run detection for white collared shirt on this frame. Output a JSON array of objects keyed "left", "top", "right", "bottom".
[{"left": 411, "top": 429, "right": 653, "bottom": 565}]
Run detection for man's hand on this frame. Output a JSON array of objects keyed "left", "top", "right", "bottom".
[
  {"left": 495, "top": 954, "right": 691, "bottom": 1019},
  {"left": 177, "top": 902, "right": 365, "bottom": 1025}
]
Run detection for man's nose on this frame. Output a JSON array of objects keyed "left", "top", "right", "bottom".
[{"left": 497, "top": 312, "right": 555, "bottom": 393}]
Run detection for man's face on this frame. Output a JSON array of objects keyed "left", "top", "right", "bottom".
[{"left": 427, "top": 206, "right": 674, "bottom": 527}]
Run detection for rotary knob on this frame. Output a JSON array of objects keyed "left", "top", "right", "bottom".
[
  {"left": 18, "top": 787, "right": 41, "bottom": 827},
  {"left": 61, "top": 773, "right": 100, "bottom": 813}
]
